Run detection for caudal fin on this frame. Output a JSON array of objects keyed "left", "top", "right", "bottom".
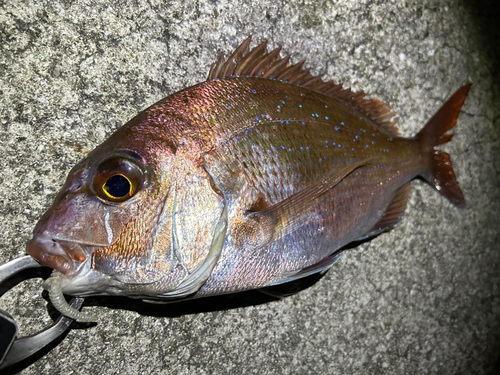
[{"left": 416, "top": 84, "right": 471, "bottom": 208}]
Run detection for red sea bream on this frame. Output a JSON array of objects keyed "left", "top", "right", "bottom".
[{"left": 25, "top": 37, "right": 470, "bottom": 321}]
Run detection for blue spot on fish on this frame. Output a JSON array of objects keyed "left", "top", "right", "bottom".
[
  {"left": 299, "top": 104, "right": 302, "bottom": 108},
  {"left": 277, "top": 105, "right": 281, "bottom": 109},
  {"left": 252, "top": 89, "right": 257, "bottom": 93},
  {"left": 227, "top": 104, "right": 231, "bottom": 109},
  {"left": 325, "top": 116, "right": 329, "bottom": 120},
  {"left": 341, "top": 122, "right": 345, "bottom": 125}
]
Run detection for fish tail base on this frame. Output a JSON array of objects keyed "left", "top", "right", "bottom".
[{"left": 416, "top": 84, "right": 471, "bottom": 208}]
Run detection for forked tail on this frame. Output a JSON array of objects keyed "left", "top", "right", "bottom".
[{"left": 416, "top": 84, "right": 471, "bottom": 208}]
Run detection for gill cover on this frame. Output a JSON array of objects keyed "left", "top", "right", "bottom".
[{"left": 158, "top": 202, "right": 227, "bottom": 298}]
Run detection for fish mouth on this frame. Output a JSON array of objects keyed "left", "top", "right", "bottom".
[{"left": 26, "top": 237, "right": 93, "bottom": 275}]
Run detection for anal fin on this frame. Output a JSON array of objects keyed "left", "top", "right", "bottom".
[
  {"left": 267, "top": 251, "right": 344, "bottom": 287},
  {"left": 357, "top": 182, "right": 411, "bottom": 241}
]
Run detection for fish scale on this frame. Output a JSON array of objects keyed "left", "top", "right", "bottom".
[
  {"left": 201, "top": 79, "right": 415, "bottom": 195},
  {"left": 189, "top": 81, "right": 414, "bottom": 293},
  {"left": 198, "top": 166, "right": 409, "bottom": 295}
]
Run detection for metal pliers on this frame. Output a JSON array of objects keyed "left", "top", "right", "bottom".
[{"left": 0, "top": 256, "right": 84, "bottom": 371}]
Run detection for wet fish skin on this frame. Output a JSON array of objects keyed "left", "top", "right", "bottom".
[{"left": 25, "top": 37, "right": 469, "bottom": 313}]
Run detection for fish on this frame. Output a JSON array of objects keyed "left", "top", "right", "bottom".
[{"left": 25, "top": 36, "right": 470, "bottom": 321}]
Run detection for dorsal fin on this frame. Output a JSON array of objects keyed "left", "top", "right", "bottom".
[{"left": 208, "top": 36, "right": 398, "bottom": 135}]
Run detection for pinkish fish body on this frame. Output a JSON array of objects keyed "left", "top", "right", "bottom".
[{"left": 25, "top": 37, "right": 469, "bottom": 320}]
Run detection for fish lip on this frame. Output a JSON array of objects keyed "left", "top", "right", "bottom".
[{"left": 26, "top": 236, "right": 92, "bottom": 276}]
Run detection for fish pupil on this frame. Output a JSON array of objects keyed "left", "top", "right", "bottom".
[{"left": 104, "top": 174, "right": 131, "bottom": 198}]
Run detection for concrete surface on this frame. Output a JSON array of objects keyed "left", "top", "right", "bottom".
[{"left": 0, "top": 0, "right": 499, "bottom": 374}]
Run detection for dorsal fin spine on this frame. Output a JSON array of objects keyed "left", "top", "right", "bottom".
[
  {"left": 302, "top": 75, "right": 324, "bottom": 87},
  {"left": 208, "top": 36, "right": 398, "bottom": 134},
  {"left": 292, "top": 69, "right": 312, "bottom": 84},
  {"left": 276, "top": 60, "right": 305, "bottom": 81},
  {"left": 263, "top": 55, "right": 291, "bottom": 79},
  {"left": 221, "top": 37, "right": 251, "bottom": 77},
  {"left": 234, "top": 41, "right": 268, "bottom": 76},
  {"left": 250, "top": 46, "right": 282, "bottom": 76}
]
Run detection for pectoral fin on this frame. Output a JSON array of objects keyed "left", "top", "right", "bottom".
[{"left": 237, "top": 158, "right": 376, "bottom": 250}]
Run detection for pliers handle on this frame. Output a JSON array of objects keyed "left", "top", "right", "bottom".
[{"left": 0, "top": 256, "right": 84, "bottom": 370}]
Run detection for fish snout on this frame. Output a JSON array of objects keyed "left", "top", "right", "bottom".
[{"left": 26, "top": 237, "right": 90, "bottom": 275}]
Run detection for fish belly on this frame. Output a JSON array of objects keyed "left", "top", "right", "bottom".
[{"left": 197, "top": 166, "right": 409, "bottom": 296}]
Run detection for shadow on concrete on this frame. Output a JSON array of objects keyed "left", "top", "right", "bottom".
[
  {"left": 459, "top": 0, "right": 500, "bottom": 85},
  {"left": 458, "top": 1, "right": 500, "bottom": 372},
  {"left": 0, "top": 227, "right": 386, "bottom": 375},
  {"left": 0, "top": 249, "right": 340, "bottom": 374}
]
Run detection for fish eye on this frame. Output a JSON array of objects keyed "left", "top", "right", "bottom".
[
  {"left": 93, "top": 157, "right": 144, "bottom": 202},
  {"left": 103, "top": 174, "right": 132, "bottom": 199}
]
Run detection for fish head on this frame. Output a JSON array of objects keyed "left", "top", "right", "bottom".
[
  {"left": 27, "top": 110, "right": 226, "bottom": 298},
  {"left": 26, "top": 148, "right": 147, "bottom": 274}
]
